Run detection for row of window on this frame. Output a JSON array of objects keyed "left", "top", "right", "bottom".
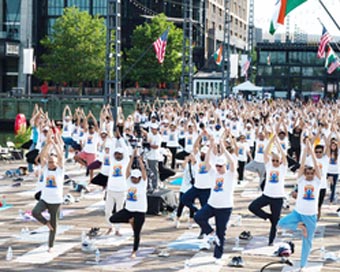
[
  {"left": 48, "top": 0, "right": 107, "bottom": 16},
  {"left": 258, "top": 66, "right": 326, "bottom": 78},
  {"left": 258, "top": 51, "right": 325, "bottom": 65},
  {"left": 257, "top": 77, "right": 326, "bottom": 92}
]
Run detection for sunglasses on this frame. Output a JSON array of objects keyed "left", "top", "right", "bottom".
[
  {"left": 215, "top": 165, "right": 223, "bottom": 168},
  {"left": 315, "top": 151, "right": 323, "bottom": 154},
  {"left": 272, "top": 159, "right": 279, "bottom": 163}
]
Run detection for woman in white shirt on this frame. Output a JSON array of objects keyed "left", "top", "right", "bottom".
[
  {"left": 32, "top": 129, "right": 64, "bottom": 252},
  {"left": 326, "top": 132, "right": 340, "bottom": 204},
  {"left": 109, "top": 149, "right": 147, "bottom": 258},
  {"left": 278, "top": 140, "right": 321, "bottom": 271},
  {"left": 194, "top": 138, "right": 236, "bottom": 264},
  {"left": 248, "top": 134, "right": 287, "bottom": 246}
]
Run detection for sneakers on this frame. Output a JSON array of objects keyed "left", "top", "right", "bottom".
[
  {"left": 228, "top": 256, "right": 244, "bottom": 267},
  {"left": 63, "top": 193, "right": 75, "bottom": 205},
  {"left": 87, "top": 227, "right": 100, "bottom": 238},
  {"left": 239, "top": 231, "right": 252, "bottom": 240},
  {"left": 81, "top": 239, "right": 97, "bottom": 253},
  {"left": 206, "top": 234, "right": 220, "bottom": 247},
  {"left": 215, "top": 258, "right": 223, "bottom": 265}
]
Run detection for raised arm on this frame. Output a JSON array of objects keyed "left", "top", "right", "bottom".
[
  {"left": 307, "top": 140, "right": 321, "bottom": 180},
  {"left": 264, "top": 134, "right": 276, "bottom": 164},
  {"left": 220, "top": 140, "right": 235, "bottom": 172}
]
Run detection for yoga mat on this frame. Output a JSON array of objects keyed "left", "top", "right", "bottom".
[
  {"left": 17, "top": 209, "right": 76, "bottom": 222},
  {"left": 85, "top": 200, "right": 105, "bottom": 212},
  {"left": 178, "top": 252, "right": 229, "bottom": 272},
  {"left": 243, "top": 236, "right": 284, "bottom": 256},
  {"left": 15, "top": 242, "right": 77, "bottom": 264},
  {"left": 170, "top": 178, "right": 182, "bottom": 186},
  {"left": 13, "top": 224, "right": 74, "bottom": 242},
  {"left": 281, "top": 261, "right": 323, "bottom": 272},
  {"left": 16, "top": 190, "right": 36, "bottom": 197},
  {"left": 0, "top": 204, "right": 13, "bottom": 211},
  {"left": 278, "top": 226, "right": 325, "bottom": 240},
  {"left": 89, "top": 247, "right": 154, "bottom": 269},
  {"left": 83, "top": 189, "right": 104, "bottom": 200},
  {"left": 167, "top": 231, "right": 211, "bottom": 251},
  {"left": 241, "top": 189, "right": 261, "bottom": 199},
  {"left": 93, "top": 228, "right": 133, "bottom": 246},
  {"left": 235, "top": 180, "right": 249, "bottom": 188}
]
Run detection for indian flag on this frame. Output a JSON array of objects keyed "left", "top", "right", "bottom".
[
  {"left": 269, "top": 0, "right": 308, "bottom": 35},
  {"left": 325, "top": 46, "right": 340, "bottom": 74},
  {"left": 213, "top": 45, "right": 223, "bottom": 66}
]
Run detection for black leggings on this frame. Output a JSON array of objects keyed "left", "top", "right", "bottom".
[
  {"left": 168, "top": 147, "right": 178, "bottom": 169},
  {"left": 248, "top": 194, "right": 283, "bottom": 244},
  {"left": 318, "top": 188, "right": 326, "bottom": 209},
  {"left": 110, "top": 208, "right": 145, "bottom": 251},
  {"left": 177, "top": 192, "right": 195, "bottom": 218},
  {"left": 238, "top": 161, "right": 246, "bottom": 181}
]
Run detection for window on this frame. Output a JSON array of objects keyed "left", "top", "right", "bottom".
[
  {"left": 48, "top": 0, "right": 65, "bottom": 16},
  {"left": 67, "top": 0, "right": 90, "bottom": 12},
  {"left": 213, "top": 4, "right": 216, "bottom": 13},
  {"left": 93, "top": 0, "right": 107, "bottom": 15},
  {"left": 3, "top": 0, "right": 21, "bottom": 38},
  {"left": 48, "top": 18, "right": 57, "bottom": 35},
  {"left": 290, "top": 66, "right": 301, "bottom": 76}
]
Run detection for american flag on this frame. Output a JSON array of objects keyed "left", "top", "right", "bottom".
[
  {"left": 153, "top": 29, "right": 169, "bottom": 64},
  {"left": 317, "top": 25, "right": 332, "bottom": 58}
]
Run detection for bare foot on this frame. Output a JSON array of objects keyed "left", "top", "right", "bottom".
[
  {"left": 46, "top": 222, "right": 54, "bottom": 232},
  {"left": 115, "top": 230, "right": 122, "bottom": 236},
  {"left": 105, "top": 228, "right": 112, "bottom": 236},
  {"left": 131, "top": 251, "right": 137, "bottom": 259},
  {"left": 297, "top": 223, "right": 307, "bottom": 238},
  {"left": 47, "top": 247, "right": 53, "bottom": 253}
]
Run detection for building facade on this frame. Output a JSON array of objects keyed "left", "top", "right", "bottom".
[{"left": 256, "top": 42, "right": 340, "bottom": 99}]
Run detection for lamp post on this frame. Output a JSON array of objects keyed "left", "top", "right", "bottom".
[{"left": 222, "top": 0, "right": 231, "bottom": 99}]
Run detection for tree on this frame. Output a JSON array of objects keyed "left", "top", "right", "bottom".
[
  {"left": 36, "top": 7, "right": 107, "bottom": 85},
  {"left": 124, "top": 14, "right": 183, "bottom": 86}
]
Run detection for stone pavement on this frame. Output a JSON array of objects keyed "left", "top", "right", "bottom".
[{"left": 0, "top": 159, "right": 340, "bottom": 272}]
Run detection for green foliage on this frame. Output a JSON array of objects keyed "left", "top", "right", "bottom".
[
  {"left": 13, "top": 127, "right": 32, "bottom": 149},
  {"left": 35, "top": 7, "right": 107, "bottom": 84},
  {"left": 124, "top": 14, "right": 183, "bottom": 86}
]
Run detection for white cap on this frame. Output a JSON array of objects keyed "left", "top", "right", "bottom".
[
  {"left": 100, "top": 129, "right": 108, "bottom": 135},
  {"left": 131, "top": 169, "right": 142, "bottom": 178},
  {"left": 104, "top": 142, "right": 111, "bottom": 149},
  {"left": 246, "top": 123, "right": 252, "bottom": 127},
  {"left": 215, "top": 156, "right": 227, "bottom": 166},
  {"left": 150, "top": 123, "right": 159, "bottom": 129},
  {"left": 43, "top": 126, "right": 49, "bottom": 131},
  {"left": 114, "top": 147, "right": 124, "bottom": 154},
  {"left": 200, "top": 146, "right": 209, "bottom": 153},
  {"left": 163, "top": 119, "right": 169, "bottom": 123}
]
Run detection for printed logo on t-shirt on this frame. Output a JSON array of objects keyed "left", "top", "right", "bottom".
[
  {"left": 45, "top": 175, "right": 57, "bottom": 188},
  {"left": 104, "top": 156, "right": 110, "bottom": 166},
  {"left": 180, "top": 131, "right": 184, "bottom": 136},
  {"left": 112, "top": 165, "right": 123, "bottom": 177},
  {"left": 246, "top": 133, "right": 251, "bottom": 140},
  {"left": 202, "top": 135, "right": 208, "bottom": 142},
  {"left": 213, "top": 177, "right": 224, "bottom": 192},
  {"left": 73, "top": 128, "right": 77, "bottom": 134},
  {"left": 232, "top": 125, "right": 237, "bottom": 130},
  {"left": 198, "top": 163, "right": 208, "bottom": 174},
  {"left": 169, "top": 134, "right": 175, "bottom": 141},
  {"left": 80, "top": 131, "right": 84, "bottom": 137},
  {"left": 330, "top": 158, "right": 337, "bottom": 165},
  {"left": 257, "top": 144, "right": 264, "bottom": 154},
  {"left": 281, "top": 143, "right": 286, "bottom": 150},
  {"left": 127, "top": 187, "right": 137, "bottom": 201},
  {"left": 163, "top": 130, "right": 168, "bottom": 136},
  {"left": 269, "top": 171, "right": 279, "bottom": 183},
  {"left": 187, "top": 137, "right": 193, "bottom": 145},
  {"left": 239, "top": 148, "right": 244, "bottom": 155},
  {"left": 303, "top": 184, "right": 315, "bottom": 200},
  {"left": 226, "top": 163, "right": 230, "bottom": 171},
  {"left": 318, "top": 163, "right": 323, "bottom": 171},
  {"left": 87, "top": 136, "right": 93, "bottom": 144},
  {"left": 64, "top": 126, "right": 68, "bottom": 132}
]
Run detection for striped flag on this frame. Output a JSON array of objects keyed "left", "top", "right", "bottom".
[
  {"left": 213, "top": 45, "right": 223, "bottom": 66},
  {"left": 317, "top": 25, "right": 332, "bottom": 58},
  {"left": 242, "top": 57, "right": 251, "bottom": 79},
  {"left": 325, "top": 46, "right": 340, "bottom": 74},
  {"left": 153, "top": 29, "right": 169, "bottom": 64}
]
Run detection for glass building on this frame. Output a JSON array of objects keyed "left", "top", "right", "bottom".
[{"left": 256, "top": 42, "right": 340, "bottom": 99}]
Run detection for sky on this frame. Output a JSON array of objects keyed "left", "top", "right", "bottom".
[{"left": 254, "top": 0, "right": 340, "bottom": 36}]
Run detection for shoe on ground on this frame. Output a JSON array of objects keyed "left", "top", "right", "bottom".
[
  {"left": 215, "top": 258, "right": 223, "bottom": 265},
  {"left": 206, "top": 234, "right": 220, "bottom": 246},
  {"left": 81, "top": 239, "right": 97, "bottom": 252},
  {"left": 175, "top": 220, "right": 180, "bottom": 229},
  {"left": 239, "top": 231, "right": 252, "bottom": 240},
  {"left": 228, "top": 256, "right": 244, "bottom": 267},
  {"left": 87, "top": 227, "right": 100, "bottom": 237}
]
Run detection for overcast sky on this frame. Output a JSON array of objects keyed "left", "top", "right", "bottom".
[{"left": 254, "top": 0, "right": 340, "bottom": 36}]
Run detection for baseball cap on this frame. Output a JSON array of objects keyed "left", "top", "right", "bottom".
[
  {"left": 150, "top": 123, "right": 159, "bottom": 130},
  {"left": 114, "top": 147, "right": 124, "bottom": 154},
  {"left": 131, "top": 169, "right": 142, "bottom": 178},
  {"left": 100, "top": 129, "right": 108, "bottom": 135},
  {"left": 215, "top": 156, "right": 227, "bottom": 166}
]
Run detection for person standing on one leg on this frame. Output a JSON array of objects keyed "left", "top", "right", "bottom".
[
  {"left": 248, "top": 133, "right": 287, "bottom": 246},
  {"left": 194, "top": 138, "right": 236, "bottom": 264},
  {"left": 110, "top": 148, "right": 148, "bottom": 258},
  {"left": 278, "top": 140, "right": 321, "bottom": 271},
  {"left": 32, "top": 128, "right": 64, "bottom": 252},
  {"left": 326, "top": 131, "right": 340, "bottom": 205}
]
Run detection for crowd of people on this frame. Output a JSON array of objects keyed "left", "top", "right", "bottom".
[{"left": 23, "top": 98, "right": 340, "bottom": 271}]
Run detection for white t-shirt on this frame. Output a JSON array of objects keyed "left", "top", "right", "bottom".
[
  {"left": 263, "top": 162, "right": 286, "bottom": 198},
  {"left": 180, "top": 162, "right": 195, "bottom": 193},
  {"left": 245, "top": 129, "right": 255, "bottom": 147},
  {"left": 208, "top": 168, "right": 235, "bottom": 208},
  {"left": 295, "top": 176, "right": 321, "bottom": 216},
  {"left": 126, "top": 177, "right": 147, "bottom": 213},
  {"left": 147, "top": 132, "right": 162, "bottom": 160},
  {"left": 237, "top": 142, "right": 249, "bottom": 162},
  {"left": 167, "top": 130, "right": 179, "bottom": 147},
  {"left": 107, "top": 156, "right": 129, "bottom": 192},
  {"left": 62, "top": 121, "right": 73, "bottom": 138},
  {"left": 72, "top": 125, "right": 80, "bottom": 143},
  {"left": 184, "top": 132, "right": 197, "bottom": 153},
  {"left": 194, "top": 155, "right": 212, "bottom": 189},
  {"left": 41, "top": 166, "right": 64, "bottom": 204},
  {"left": 254, "top": 139, "right": 268, "bottom": 163},
  {"left": 99, "top": 151, "right": 111, "bottom": 176},
  {"left": 83, "top": 132, "right": 99, "bottom": 154},
  {"left": 316, "top": 156, "right": 329, "bottom": 189},
  {"left": 160, "top": 127, "right": 169, "bottom": 142},
  {"left": 327, "top": 154, "right": 339, "bottom": 174},
  {"left": 278, "top": 138, "right": 289, "bottom": 154}
]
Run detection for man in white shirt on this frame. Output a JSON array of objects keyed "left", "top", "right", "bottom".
[{"left": 248, "top": 134, "right": 287, "bottom": 246}]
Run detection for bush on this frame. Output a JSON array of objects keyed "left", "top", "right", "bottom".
[{"left": 13, "top": 127, "right": 32, "bottom": 149}]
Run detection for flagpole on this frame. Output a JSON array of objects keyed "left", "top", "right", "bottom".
[
  {"left": 318, "top": 0, "right": 340, "bottom": 31},
  {"left": 317, "top": 18, "right": 340, "bottom": 53}
]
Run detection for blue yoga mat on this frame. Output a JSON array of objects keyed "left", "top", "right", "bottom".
[
  {"left": 0, "top": 204, "right": 13, "bottom": 211},
  {"left": 170, "top": 178, "right": 182, "bottom": 186}
]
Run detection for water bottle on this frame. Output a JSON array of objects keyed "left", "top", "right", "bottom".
[
  {"left": 235, "top": 237, "right": 240, "bottom": 248},
  {"left": 6, "top": 246, "right": 13, "bottom": 261},
  {"left": 237, "top": 215, "right": 242, "bottom": 226},
  {"left": 81, "top": 231, "right": 86, "bottom": 242},
  {"left": 95, "top": 249, "right": 100, "bottom": 264},
  {"left": 59, "top": 209, "right": 64, "bottom": 220},
  {"left": 320, "top": 246, "right": 325, "bottom": 260},
  {"left": 18, "top": 209, "right": 24, "bottom": 218}
]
